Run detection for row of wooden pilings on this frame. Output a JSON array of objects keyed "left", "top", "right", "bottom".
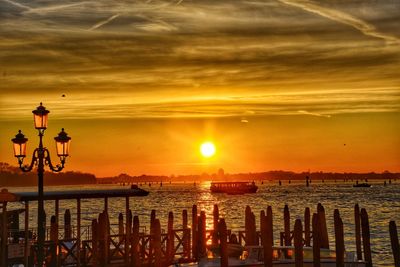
[{"left": 44, "top": 203, "right": 400, "bottom": 267}]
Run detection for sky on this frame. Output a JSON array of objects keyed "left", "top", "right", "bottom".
[{"left": 0, "top": 0, "right": 399, "bottom": 176}]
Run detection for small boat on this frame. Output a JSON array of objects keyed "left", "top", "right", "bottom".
[
  {"left": 353, "top": 183, "right": 371, "bottom": 188},
  {"left": 210, "top": 182, "right": 258, "bottom": 194},
  {"left": 173, "top": 245, "right": 366, "bottom": 267}
]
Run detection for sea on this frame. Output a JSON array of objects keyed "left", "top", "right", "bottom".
[{"left": 6, "top": 180, "right": 400, "bottom": 266}]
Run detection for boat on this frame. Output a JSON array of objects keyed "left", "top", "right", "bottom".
[
  {"left": 172, "top": 245, "right": 366, "bottom": 267},
  {"left": 210, "top": 182, "right": 258, "bottom": 194},
  {"left": 353, "top": 183, "right": 371, "bottom": 188}
]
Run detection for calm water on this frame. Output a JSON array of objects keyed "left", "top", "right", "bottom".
[{"left": 7, "top": 181, "right": 400, "bottom": 266}]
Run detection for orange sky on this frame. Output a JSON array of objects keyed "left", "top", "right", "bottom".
[{"left": 0, "top": 0, "right": 399, "bottom": 176}]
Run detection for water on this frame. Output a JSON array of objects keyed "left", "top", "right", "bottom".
[{"left": 7, "top": 181, "right": 400, "bottom": 266}]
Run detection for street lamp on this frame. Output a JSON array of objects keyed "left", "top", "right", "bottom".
[{"left": 11, "top": 103, "right": 71, "bottom": 267}]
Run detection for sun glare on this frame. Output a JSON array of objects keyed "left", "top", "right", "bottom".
[{"left": 200, "top": 142, "right": 216, "bottom": 158}]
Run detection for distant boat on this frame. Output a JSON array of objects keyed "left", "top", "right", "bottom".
[
  {"left": 210, "top": 182, "right": 258, "bottom": 194},
  {"left": 353, "top": 183, "right": 371, "bottom": 188}
]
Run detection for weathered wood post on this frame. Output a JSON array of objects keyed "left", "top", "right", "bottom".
[
  {"left": 284, "top": 204, "right": 291, "bottom": 246},
  {"left": 103, "top": 211, "right": 110, "bottom": 265},
  {"left": 126, "top": 209, "right": 132, "bottom": 265},
  {"left": 1, "top": 202, "right": 6, "bottom": 267},
  {"left": 260, "top": 210, "right": 266, "bottom": 232},
  {"left": 389, "top": 221, "right": 400, "bottom": 267},
  {"left": 64, "top": 209, "right": 71, "bottom": 239},
  {"left": 50, "top": 215, "right": 58, "bottom": 243},
  {"left": 149, "top": 209, "right": 156, "bottom": 262},
  {"left": 312, "top": 213, "right": 321, "bottom": 267},
  {"left": 118, "top": 213, "right": 124, "bottom": 243},
  {"left": 219, "top": 218, "right": 228, "bottom": 267},
  {"left": 245, "top": 206, "right": 257, "bottom": 245},
  {"left": 167, "top": 211, "right": 175, "bottom": 263},
  {"left": 251, "top": 211, "right": 258, "bottom": 245},
  {"left": 334, "top": 209, "right": 344, "bottom": 267},
  {"left": 97, "top": 212, "right": 105, "bottom": 266},
  {"left": 131, "top": 215, "right": 140, "bottom": 267},
  {"left": 213, "top": 204, "right": 219, "bottom": 245},
  {"left": 192, "top": 205, "right": 198, "bottom": 260},
  {"left": 354, "top": 204, "right": 363, "bottom": 260},
  {"left": 267, "top": 206, "right": 273, "bottom": 245},
  {"left": 261, "top": 210, "right": 273, "bottom": 267},
  {"left": 360, "top": 208, "right": 372, "bottom": 267},
  {"left": 198, "top": 211, "right": 207, "bottom": 259},
  {"left": 92, "top": 219, "right": 98, "bottom": 267},
  {"left": 294, "top": 219, "right": 303, "bottom": 267},
  {"left": 245, "top": 206, "right": 252, "bottom": 245},
  {"left": 317, "top": 203, "right": 329, "bottom": 248},
  {"left": 304, "top": 207, "right": 311, "bottom": 246},
  {"left": 153, "top": 219, "right": 162, "bottom": 267},
  {"left": 182, "top": 209, "right": 190, "bottom": 258}
]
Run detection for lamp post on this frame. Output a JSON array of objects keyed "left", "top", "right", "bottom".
[{"left": 11, "top": 103, "right": 71, "bottom": 267}]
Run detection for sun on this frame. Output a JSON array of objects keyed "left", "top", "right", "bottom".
[{"left": 200, "top": 142, "right": 216, "bottom": 158}]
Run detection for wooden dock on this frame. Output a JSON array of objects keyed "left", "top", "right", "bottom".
[{"left": 1, "top": 188, "right": 400, "bottom": 267}]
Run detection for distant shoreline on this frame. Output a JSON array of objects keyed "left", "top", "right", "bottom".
[{"left": 2, "top": 161, "right": 398, "bottom": 187}]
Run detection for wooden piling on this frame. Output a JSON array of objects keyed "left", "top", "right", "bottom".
[
  {"left": 118, "top": 213, "right": 124, "bottom": 243},
  {"left": 198, "top": 211, "right": 207, "bottom": 258},
  {"left": 104, "top": 211, "right": 110, "bottom": 265},
  {"left": 192, "top": 205, "right": 198, "bottom": 260},
  {"left": 151, "top": 209, "right": 156, "bottom": 227},
  {"left": 131, "top": 215, "right": 140, "bottom": 267},
  {"left": 260, "top": 210, "right": 266, "bottom": 232},
  {"left": 334, "top": 209, "right": 344, "bottom": 267},
  {"left": 64, "top": 209, "right": 71, "bottom": 239},
  {"left": 389, "top": 221, "right": 400, "bottom": 267},
  {"left": 167, "top": 211, "right": 175, "bottom": 263},
  {"left": 219, "top": 218, "right": 228, "bottom": 267},
  {"left": 360, "top": 208, "right": 372, "bottom": 267},
  {"left": 261, "top": 210, "right": 273, "bottom": 267},
  {"left": 97, "top": 212, "right": 105, "bottom": 266},
  {"left": 149, "top": 209, "right": 156, "bottom": 262},
  {"left": 267, "top": 206, "right": 273, "bottom": 245},
  {"left": 294, "top": 219, "right": 303, "bottom": 267},
  {"left": 126, "top": 210, "right": 132, "bottom": 265},
  {"left": 312, "top": 213, "right": 321, "bottom": 267},
  {"left": 153, "top": 219, "right": 162, "bottom": 267},
  {"left": 182, "top": 209, "right": 190, "bottom": 258},
  {"left": 213, "top": 204, "right": 219, "bottom": 245},
  {"left": 251, "top": 211, "right": 258, "bottom": 245},
  {"left": 304, "top": 207, "right": 311, "bottom": 246},
  {"left": 354, "top": 204, "right": 363, "bottom": 260},
  {"left": 1, "top": 202, "right": 7, "bottom": 267},
  {"left": 317, "top": 203, "right": 329, "bottom": 248},
  {"left": 50, "top": 215, "right": 58, "bottom": 242},
  {"left": 92, "top": 219, "right": 98, "bottom": 267},
  {"left": 245, "top": 206, "right": 252, "bottom": 245},
  {"left": 245, "top": 206, "right": 257, "bottom": 245},
  {"left": 284, "top": 205, "right": 291, "bottom": 246}
]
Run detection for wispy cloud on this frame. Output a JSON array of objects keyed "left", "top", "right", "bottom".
[
  {"left": 1, "top": 0, "right": 30, "bottom": 10},
  {"left": 277, "top": 0, "right": 400, "bottom": 44},
  {"left": 88, "top": 14, "right": 120, "bottom": 31},
  {"left": 298, "top": 110, "right": 331, "bottom": 118},
  {"left": 0, "top": 0, "right": 399, "bottom": 121}
]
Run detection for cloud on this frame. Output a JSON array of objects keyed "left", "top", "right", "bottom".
[
  {"left": 276, "top": 0, "right": 400, "bottom": 44},
  {"left": 298, "top": 110, "right": 331, "bottom": 118},
  {"left": 88, "top": 14, "right": 120, "bottom": 31},
  {"left": 1, "top": 0, "right": 30, "bottom": 10},
  {"left": 0, "top": 0, "right": 399, "bottom": 120}
]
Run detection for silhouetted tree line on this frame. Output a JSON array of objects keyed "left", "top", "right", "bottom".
[
  {"left": 0, "top": 162, "right": 96, "bottom": 186},
  {"left": 98, "top": 170, "right": 399, "bottom": 184}
]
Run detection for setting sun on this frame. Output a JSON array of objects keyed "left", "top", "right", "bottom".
[{"left": 200, "top": 142, "right": 216, "bottom": 158}]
